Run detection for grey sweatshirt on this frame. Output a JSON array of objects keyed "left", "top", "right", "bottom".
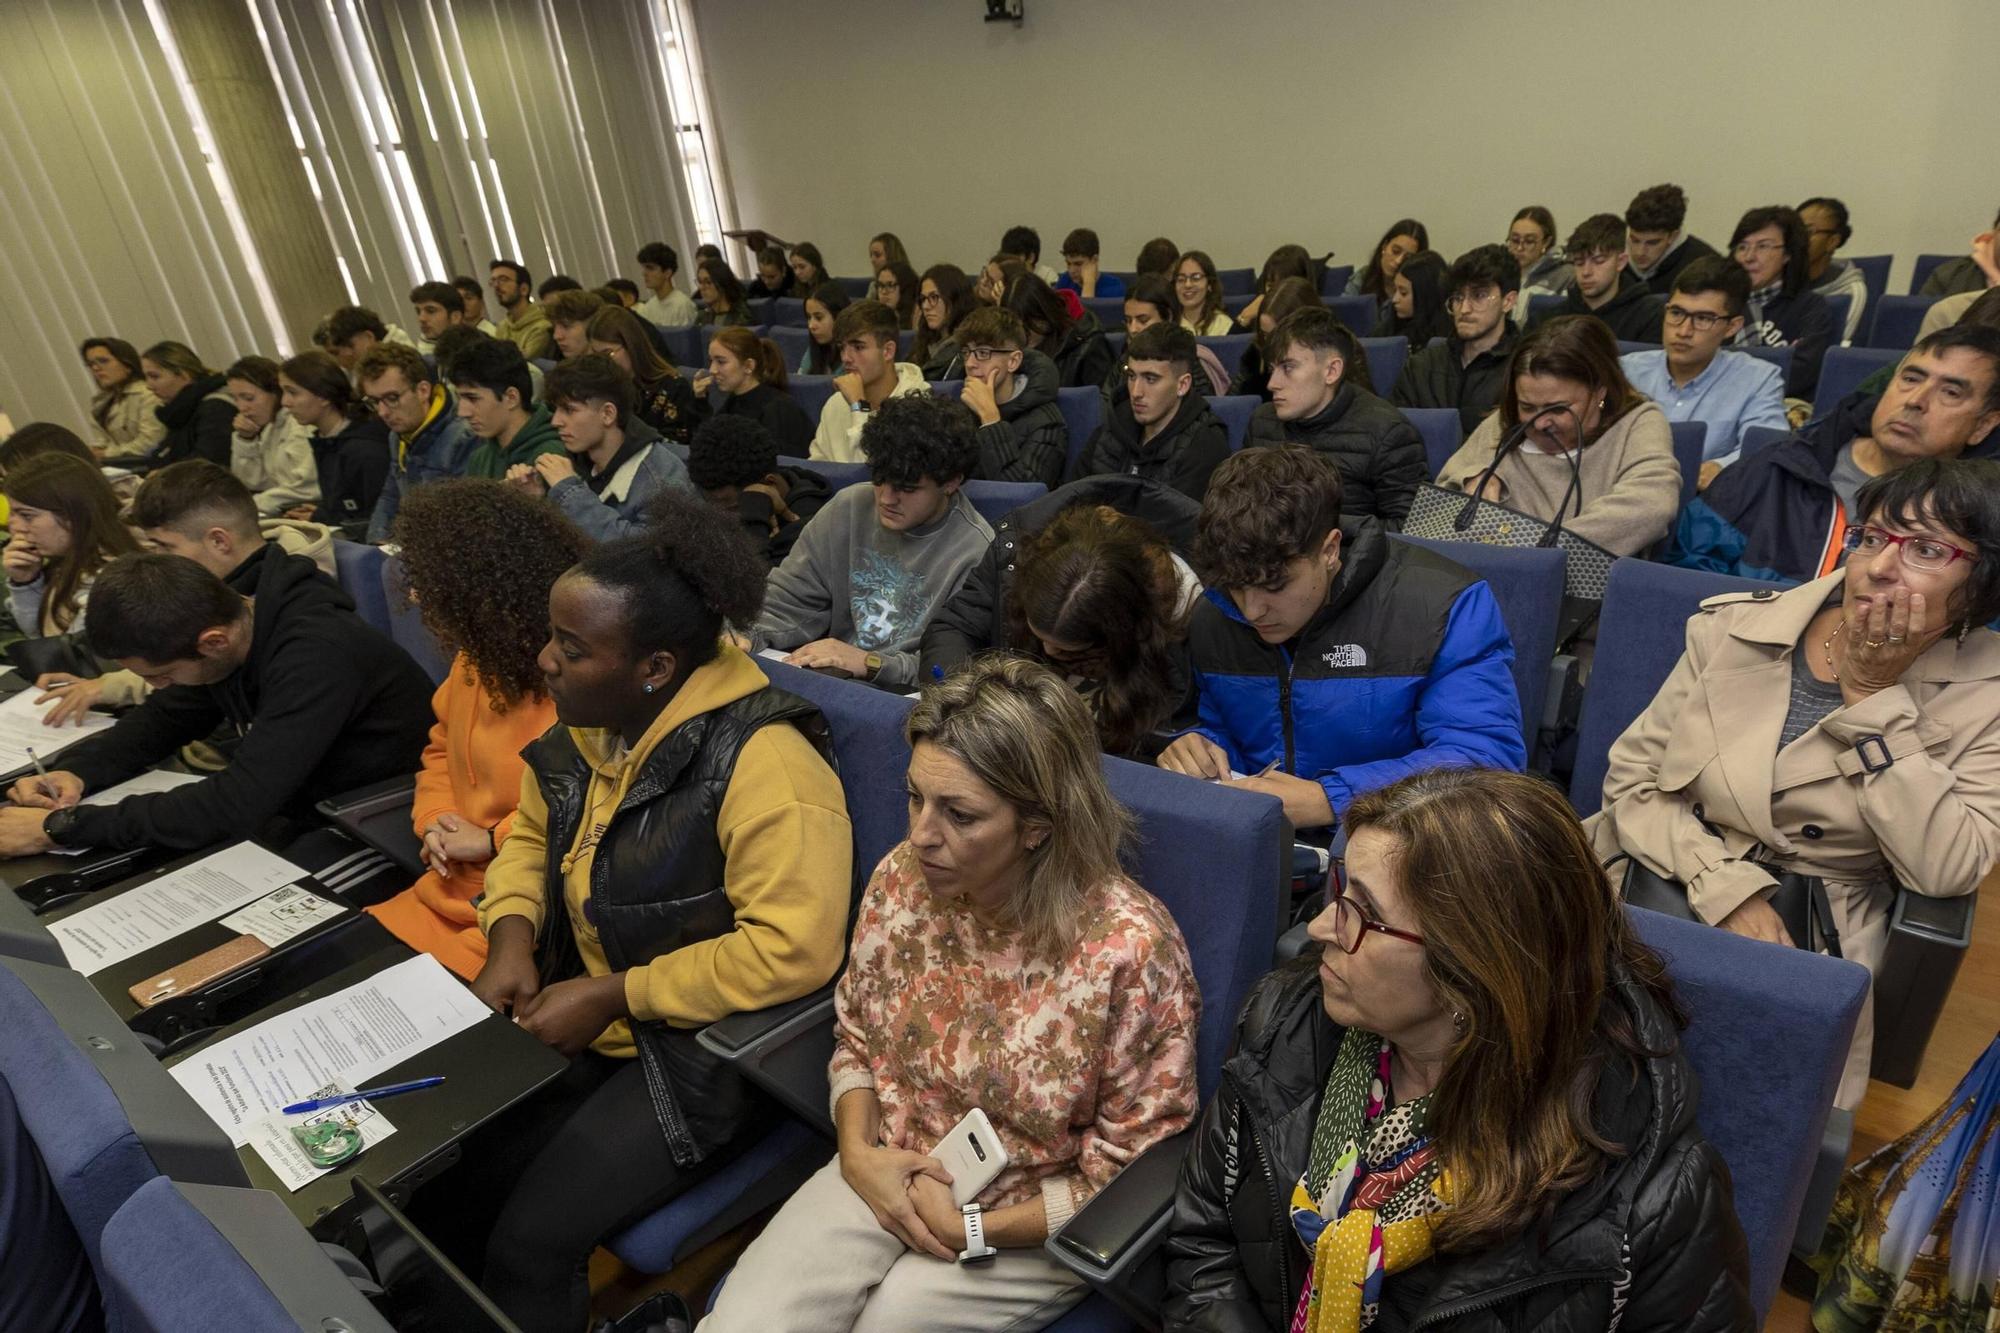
[{"left": 750, "top": 484, "right": 994, "bottom": 687}]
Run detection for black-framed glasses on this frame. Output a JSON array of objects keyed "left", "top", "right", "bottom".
[
  {"left": 1322, "top": 860, "right": 1425, "bottom": 954},
  {"left": 918, "top": 292, "right": 945, "bottom": 306},
  {"left": 361, "top": 387, "right": 413, "bottom": 412},
  {"left": 1842, "top": 524, "right": 1976, "bottom": 572},
  {"left": 1174, "top": 272, "right": 1207, "bottom": 286},
  {"left": 962, "top": 345, "right": 1010, "bottom": 362},
  {"left": 1663, "top": 305, "right": 1729, "bottom": 331}
]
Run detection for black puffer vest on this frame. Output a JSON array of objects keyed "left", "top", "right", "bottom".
[{"left": 523, "top": 686, "right": 832, "bottom": 1166}]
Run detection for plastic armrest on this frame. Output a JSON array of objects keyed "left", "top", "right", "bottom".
[
  {"left": 1887, "top": 889, "right": 1975, "bottom": 945},
  {"left": 1045, "top": 1132, "right": 1192, "bottom": 1325},
  {"left": 1543, "top": 653, "right": 1580, "bottom": 733},
  {"left": 315, "top": 774, "right": 420, "bottom": 820},
  {"left": 698, "top": 984, "right": 836, "bottom": 1059},
  {"left": 697, "top": 986, "right": 839, "bottom": 1134},
  {"left": 314, "top": 775, "right": 423, "bottom": 876}
]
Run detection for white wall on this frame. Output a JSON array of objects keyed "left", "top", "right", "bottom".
[{"left": 696, "top": 0, "right": 1997, "bottom": 291}]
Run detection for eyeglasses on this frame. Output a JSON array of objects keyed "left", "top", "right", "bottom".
[
  {"left": 1663, "top": 305, "right": 1730, "bottom": 331},
  {"left": 962, "top": 345, "right": 1011, "bottom": 362},
  {"left": 1174, "top": 272, "right": 1207, "bottom": 286},
  {"left": 1321, "top": 861, "right": 1425, "bottom": 954},
  {"left": 918, "top": 292, "right": 945, "bottom": 306},
  {"left": 1842, "top": 524, "right": 1976, "bottom": 572},
  {"left": 1445, "top": 287, "right": 1499, "bottom": 312},
  {"left": 362, "top": 387, "right": 413, "bottom": 412},
  {"left": 1505, "top": 234, "right": 1545, "bottom": 251},
  {"left": 1733, "top": 240, "right": 1785, "bottom": 257}
]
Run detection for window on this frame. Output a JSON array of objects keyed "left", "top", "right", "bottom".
[{"left": 648, "top": 0, "right": 731, "bottom": 250}]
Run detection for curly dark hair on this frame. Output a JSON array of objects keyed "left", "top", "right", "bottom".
[
  {"left": 688, "top": 414, "right": 779, "bottom": 491},
  {"left": 1194, "top": 445, "right": 1344, "bottom": 590},
  {"left": 391, "top": 479, "right": 587, "bottom": 710},
  {"left": 574, "top": 489, "right": 769, "bottom": 672},
  {"left": 861, "top": 394, "right": 980, "bottom": 488},
  {"left": 1004, "top": 504, "right": 1190, "bottom": 757}
]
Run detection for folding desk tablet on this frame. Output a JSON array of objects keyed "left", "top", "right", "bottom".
[
  {"left": 36, "top": 842, "right": 393, "bottom": 1050},
  {"left": 316, "top": 774, "right": 425, "bottom": 878},
  {"left": 164, "top": 939, "right": 565, "bottom": 1238}
]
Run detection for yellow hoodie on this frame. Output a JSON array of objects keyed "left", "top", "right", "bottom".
[{"left": 478, "top": 644, "right": 853, "bottom": 1058}]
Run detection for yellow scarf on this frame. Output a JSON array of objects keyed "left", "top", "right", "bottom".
[{"left": 1294, "top": 1171, "right": 1454, "bottom": 1333}]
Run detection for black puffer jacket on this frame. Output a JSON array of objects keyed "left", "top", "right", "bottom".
[
  {"left": 153, "top": 373, "right": 236, "bottom": 466},
  {"left": 1390, "top": 326, "right": 1519, "bottom": 439},
  {"left": 1164, "top": 957, "right": 1754, "bottom": 1332},
  {"left": 1048, "top": 312, "right": 1116, "bottom": 390},
  {"left": 1244, "top": 383, "right": 1425, "bottom": 527},
  {"left": 1069, "top": 390, "right": 1230, "bottom": 500},
  {"left": 974, "top": 348, "right": 1069, "bottom": 488},
  {"left": 1536, "top": 272, "right": 1666, "bottom": 346}
]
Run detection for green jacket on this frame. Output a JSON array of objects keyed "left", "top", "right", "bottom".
[{"left": 464, "top": 403, "right": 565, "bottom": 478}]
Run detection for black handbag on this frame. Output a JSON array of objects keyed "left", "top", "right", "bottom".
[{"left": 1617, "top": 857, "right": 1842, "bottom": 957}]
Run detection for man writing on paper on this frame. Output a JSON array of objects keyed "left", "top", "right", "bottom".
[{"left": 0, "top": 553, "right": 433, "bottom": 855}]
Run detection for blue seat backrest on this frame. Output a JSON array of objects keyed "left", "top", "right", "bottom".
[
  {"left": 1738, "top": 425, "right": 1790, "bottom": 462},
  {"left": 754, "top": 658, "right": 916, "bottom": 891},
  {"left": 766, "top": 325, "right": 812, "bottom": 371},
  {"left": 786, "top": 375, "right": 836, "bottom": 421},
  {"left": 1102, "top": 271, "right": 1137, "bottom": 290},
  {"left": 1318, "top": 264, "right": 1355, "bottom": 297},
  {"left": 767, "top": 298, "right": 808, "bottom": 327},
  {"left": 1616, "top": 340, "right": 1649, "bottom": 356},
  {"left": 931, "top": 380, "right": 963, "bottom": 400},
  {"left": 332, "top": 539, "right": 390, "bottom": 634},
  {"left": 1812, "top": 346, "right": 1902, "bottom": 421},
  {"left": 1627, "top": 906, "right": 1868, "bottom": 1316},
  {"left": 1205, "top": 395, "right": 1259, "bottom": 452},
  {"left": 1055, "top": 386, "right": 1102, "bottom": 466},
  {"left": 1357, "top": 336, "right": 1408, "bottom": 396},
  {"left": 1822, "top": 293, "right": 1853, "bottom": 346},
  {"left": 964, "top": 480, "right": 1047, "bottom": 527},
  {"left": 1401, "top": 407, "right": 1463, "bottom": 477},
  {"left": 661, "top": 324, "right": 706, "bottom": 370},
  {"left": 1196, "top": 333, "right": 1252, "bottom": 374},
  {"left": 379, "top": 556, "right": 450, "bottom": 685},
  {"left": 1217, "top": 266, "right": 1256, "bottom": 296},
  {"left": 1525, "top": 291, "right": 1566, "bottom": 324},
  {"left": 99, "top": 1178, "right": 298, "bottom": 1333},
  {"left": 835, "top": 276, "right": 872, "bottom": 299},
  {"left": 1104, "top": 331, "right": 1127, "bottom": 363},
  {"left": 1081, "top": 297, "right": 1125, "bottom": 332},
  {"left": 1847, "top": 254, "right": 1890, "bottom": 312},
  {"left": 1567, "top": 559, "right": 1782, "bottom": 817},
  {"left": 1867, "top": 295, "right": 1938, "bottom": 350},
  {"left": 1392, "top": 534, "right": 1561, "bottom": 732},
  {"left": 1668, "top": 421, "right": 1707, "bottom": 508},
  {"left": 1324, "top": 294, "right": 1376, "bottom": 334},
  {"left": 1738, "top": 343, "right": 1794, "bottom": 380},
  {"left": 1099, "top": 755, "right": 1286, "bottom": 1097},
  {"left": 1907, "top": 253, "right": 1954, "bottom": 295},
  {"left": 779, "top": 455, "right": 869, "bottom": 493}
]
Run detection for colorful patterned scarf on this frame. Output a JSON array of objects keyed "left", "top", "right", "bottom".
[{"left": 1289, "top": 1027, "right": 1453, "bottom": 1333}]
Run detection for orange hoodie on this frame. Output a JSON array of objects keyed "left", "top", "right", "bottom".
[{"left": 365, "top": 655, "right": 557, "bottom": 979}]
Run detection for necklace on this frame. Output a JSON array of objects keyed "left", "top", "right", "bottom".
[{"left": 1822, "top": 628, "right": 1840, "bottom": 682}]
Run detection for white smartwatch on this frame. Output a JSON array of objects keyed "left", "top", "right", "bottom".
[{"left": 957, "top": 1201, "right": 997, "bottom": 1265}]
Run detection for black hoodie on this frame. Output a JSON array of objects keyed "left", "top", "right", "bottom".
[
  {"left": 974, "top": 348, "right": 1070, "bottom": 489},
  {"left": 153, "top": 373, "right": 236, "bottom": 467},
  {"left": 718, "top": 382, "right": 814, "bottom": 457},
  {"left": 1539, "top": 270, "right": 1667, "bottom": 345},
  {"left": 736, "top": 463, "right": 833, "bottom": 565},
  {"left": 1070, "top": 390, "right": 1230, "bottom": 500},
  {"left": 310, "top": 415, "right": 392, "bottom": 541},
  {"left": 1048, "top": 312, "right": 1116, "bottom": 390},
  {"left": 61, "top": 550, "right": 435, "bottom": 852}
]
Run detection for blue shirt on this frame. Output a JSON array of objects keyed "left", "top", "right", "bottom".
[
  {"left": 1053, "top": 272, "right": 1126, "bottom": 298},
  {"left": 1620, "top": 348, "right": 1789, "bottom": 468}
]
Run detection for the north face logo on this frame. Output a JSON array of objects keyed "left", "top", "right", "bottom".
[{"left": 1323, "top": 644, "right": 1368, "bottom": 669}]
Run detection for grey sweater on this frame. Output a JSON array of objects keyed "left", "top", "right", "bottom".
[{"left": 750, "top": 484, "right": 994, "bottom": 687}]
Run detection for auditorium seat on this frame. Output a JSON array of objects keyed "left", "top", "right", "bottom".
[
  {"left": 1739, "top": 343, "right": 1794, "bottom": 381},
  {"left": 1324, "top": 294, "right": 1377, "bottom": 334},
  {"left": 1195, "top": 333, "right": 1251, "bottom": 374},
  {"left": 1668, "top": 420, "right": 1707, "bottom": 508},
  {"left": 379, "top": 555, "right": 450, "bottom": 685},
  {"left": 1318, "top": 264, "right": 1355, "bottom": 297},
  {"left": 764, "top": 324, "right": 812, "bottom": 371},
  {"left": 1401, "top": 406, "right": 1463, "bottom": 477},
  {"left": 780, "top": 455, "right": 867, "bottom": 493},
  {"left": 1822, "top": 293, "right": 1853, "bottom": 347},
  {"left": 834, "top": 276, "right": 872, "bottom": 298},
  {"left": 1216, "top": 266, "right": 1255, "bottom": 296},
  {"left": 1205, "top": 394, "right": 1259, "bottom": 452},
  {"left": 1907, "top": 253, "right": 1955, "bottom": 295},
  {"left": 1866, "top": 295, "right": 1939, "bottom": 350},
  {"left": 766, "top": 297, "right": 808, "bottom": 327},
  {"left": 1847, "top": 254, "right": 1890, "bottom": 313},
  {"left": 332, "top": 539, "right": 391, "bottom": 634},
  {"left": 785, "top": 374, "right": 836, "bottom": 421},
  {"left": 964, "top": 479, "right": 1048, "bottom": 527},
  {"left": 1524, "top": 291, "right": 1566, "bottom": 325},
  {"left": 1104, "top": 330, "right": 1126, "bottom": 363},
  {"left": 1055, "top": 385, "right": 1102, "bottom": 465},
  {"left": 1357, "top": 335, "right": 1409, "bottom": 395},
  {"left": 1080, "top": 297, "right": 1125, "bottom": 332},
  {"left": 1812, "top": 346, "right": 1902, "bottom": 421},
  {"left": 1738, "top": 424, "right": 1790, "bottom": 462}
]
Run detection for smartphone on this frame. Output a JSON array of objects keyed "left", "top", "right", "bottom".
[
  {"left": 128, "top": 934, "right": 271, "bottom": 1008},
  {"left": 932, "top": 1107, "right": 1010, "bottom": 1206}
]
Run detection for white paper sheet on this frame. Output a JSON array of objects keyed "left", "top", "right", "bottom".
[
  {"left": 0, "top": 688, "right": 114, "bottom": 772},
  {"left": 219, "top": 883, "right": 350, "bottom": 948},
  {"left": 170, "top": 954, "right": 490, "bottom": 1146},
  {"left": 245, "top": 1081, "right": 399, "bottom": 1192},
  {"left": 44, "top": 841, "right": 308, "bottom": 975},
  {"left": 756, "top": 648, "right": 793, "bottom": 664},
  {"left": 46, "top": 770, "right": 206, "bottom": 856}
]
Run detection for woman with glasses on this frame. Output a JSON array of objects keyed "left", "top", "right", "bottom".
[
  {"left": 910, "top": 264, "right": 974, "bottom": 381},
  {"left": 874, "top": 260, "right": 920, "bottom": 332},
  {"left": 1506, "top": 206, "right": 1573, "bottom": 326},
  {"left": 1727, "top": 205, "right": 1837, "bottom": 402},
  {"left": 1167, "top": 766, "right": 1752, "bottom": 1331},
  {"left": 1589, "top": 458, "right": 2000, "bottom": 1110},
  {"left": 1173, "top": 251, "right": 1234, "bottom": 336},
  {"left": 78, "top": 337, "right": 164, "bottom": 462}
]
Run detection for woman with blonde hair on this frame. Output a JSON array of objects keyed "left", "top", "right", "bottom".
[{"left": 704, "top": 655, "right": 1202, "bottom": 1333}]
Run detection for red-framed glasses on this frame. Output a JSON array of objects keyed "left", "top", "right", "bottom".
[{"left": 1323, "top": 859, "right": 1426, "bottom": 954}]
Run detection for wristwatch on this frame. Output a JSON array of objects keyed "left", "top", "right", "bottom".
[
  {"left": 862, "top": 652, "right": 884, "bottom": 681},
  {"left": 43, "top": 806, "right": 84, "bottom": 849},
  {"left": 957, "top": 1201, "right": 997, "bottom": 1265}
]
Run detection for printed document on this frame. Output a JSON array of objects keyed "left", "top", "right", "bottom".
[
  {"left": 0, "top": 689, "right": 113, "bottom": 772},
  {"left": 44, "top": 841, "right": 306, "bottom": 975}
]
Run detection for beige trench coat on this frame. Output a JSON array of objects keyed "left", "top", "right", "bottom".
[{"left": 1584, "top": 572, "right": 2000, "bottom": 1107}]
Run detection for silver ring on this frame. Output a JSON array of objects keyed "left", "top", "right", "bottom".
[{"left": 1887, "top": 635, "right": 1906, "bottom": 644}]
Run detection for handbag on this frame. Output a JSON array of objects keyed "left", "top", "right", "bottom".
[{"left": 1616, "top": 857, "right": 1842, "bottom": 957}]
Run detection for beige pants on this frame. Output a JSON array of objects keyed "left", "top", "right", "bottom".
[
  {"left": 1825, "top": 877, "right": 1892, "bottom": 1111},
  {"left": 700, "top": 1157, "right": 1087, "bottom": 1333}
]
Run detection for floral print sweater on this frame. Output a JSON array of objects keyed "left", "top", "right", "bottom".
[{"left": 828, "top": 842, "right": 1201, "bottom": 1229}]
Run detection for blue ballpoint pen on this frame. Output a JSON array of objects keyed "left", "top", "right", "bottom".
[{"left": 281, "top": 1076, "right": 446, "bottom": 1115}]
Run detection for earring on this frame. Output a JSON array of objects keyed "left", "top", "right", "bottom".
[
  {"left": 1451, "top": 1011, "right": 1467, "bottom": 1035},
  {"left": 643, "top": 683, "right": 655, "bottom": 695}
]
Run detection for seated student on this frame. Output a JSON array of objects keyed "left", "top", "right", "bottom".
[
  {"left": 585, "top": 304, "right": 704, "bottom": 447},
  {"left": 1800, "top": 196, "right": 1870, "bottom": 344},
  {"left": 1620, "top": 257, "right": 1789, "bottom": 486},
  {"left": 1508, "top": 204, "right": 1573, "bottom": 316},
  {"left": 453, "top": 275, "right": 500, "bottom": 336},
  {"left": 1920, "top": 206, "right": 2000, "bottom": 297},
  {"left": 544, "top": 289, "right": 605, "bottom": 360},
  {"left": 1624, "top": 182, "right": 1721, "bottom": 296},
  {"left": 1372, "top": 248, "right": 1452, "bottom": 349},
  {"left": 1071, "top": 322, "right": 1229, "bottom": 500},
  {"left": 1230, "top": 275, "right": 1326, "bottom": 401},
  {"left": 750, "top": 394, "right": 992, "bottom": 687},
  {"left": 999, "top": 223, "right": 1061, "bottom": 286},
  {"left": 696, "top": 257, "right": 756, "bottom": 327},
  {"left": 1236, "top": 243, "right": 1318, "bottom": 332},
  {"left": 1112, "top": 277, "right": 1230, "bottom": 399},
  {"left": 910, "top": 264, "right": 974, "bottom": 381},
  {"left": 748, "top": 242, "right": 797, "bottom": 300},
  {"left": 635, "top": 241, "right": 700, "bottom": 329},
  {"left": 1345, "top": 219, "right": 1429, "bottom": 320},
  {"left": 868, "top": 231, "right": 913, "bottom": 290},
  {"left": 1173, "top": 249, "right": 1236, "bottom": 337},
  {"left": 1730, "top": 204, "right": 1838, "bottom": 401},
  {"left": 2, "top": 453, "right": 137, "bottom": 639},
  {"left": 142, "top": 341, "right": 235, "bottom": 466},
  {"left": 1166, "top": 767, "right": 1753, "bottom": 1330},
  {"left": 1438, "top": 315, "right": 1681, "bottom": 556},
  {"left": 695, "top": 242, "right": 723, "bottom": 268},
  {"left": 973, "top": 252, "right": 1013, "bottom": 307},
  {"left": 1533, "top": 213, "right": 1666, "bottom": 344},
  {"left": 688, "top": 414, "right": 832, "bottom": 565},
  {"left": 787, "top": 241, "right": 833, "bottom": 295},
  {"left": 325, "top": 305, "right": 419, "bottom": 383},
  {"left": 460, "top": 494, "right": 852, "bottom": 1331},
  {"left": 408, "top": 280, "right": 470, "bottom": 354},
  {"left": 80, "top": 336, "right": 164, "bottom": 462},
  {"left": 1157, "top": 445, "right": 1524, "bottom": 831},
  {"left": 490, "top": 258, "right": 554, "bottom": 359},
  {"left": 874, "top": 260, "right": 920, "bottom": 332},
  {"left": 1391, "top": 243, "right": 1521, "bottom": 437},
  {"left": 449, "top": 338, "right": 562, "bottom": 478},
  {"left": 1670, "top": 325, "right": 2000, "bottom": 582},
  {"left": 506, "top": 353, "right": 692, "bottom": 542},
  {"left": 809, "top": 300, "right": 931, "bottom": 463},
  {"left": 603, "top": 278, "right": 641, "bottom": 309},
  {"left": 539, "top": 275, "right": 584, "bottom": 303},
  {"left": 1135, "top": 235, "right": 1180, "bottom": 281},
  {"left": 222, "top": 356, "right": 319, "bottom": 517},
  {"left": 1597, "top": 458, "right": 2000, "bottom": 1108},
  {"left": 955, "top": 306, "right": 1070, "bottom": 488},
  {"left": 1245, "top": 308, "right": 1425, "bottom": 528},
  {"left": 0, "top": 424, "right": 97, "bottom": 481},
  {"left": 700, "top": 327, "right": 815, "bottom": 455},
  {"left": 1917, "top": 265, "right": 2000, "bottom": 343},
  {"left": 276, "top": 350, "right": 390, "bottom": 539},
  {"left": 1053, "top": 226, "right": 1126, "bottom": 298},
  {"left": 1004, "top": 269, "right": 1115, "bottom": 390},
  {"left": 358, "top": 343, "right": 478, "bottom": 543},
  {"left": 703, "top": 656, "right": 1197, "bottom": 1333},
  {"left": 801, "top": 281, "right": 852, "bottom": 376},
  {"left": 0, "top": 550, "right": 433, "bottom": 856},
  {"left": 363, "top": 480, "right": 585, "bottom": 981}
]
